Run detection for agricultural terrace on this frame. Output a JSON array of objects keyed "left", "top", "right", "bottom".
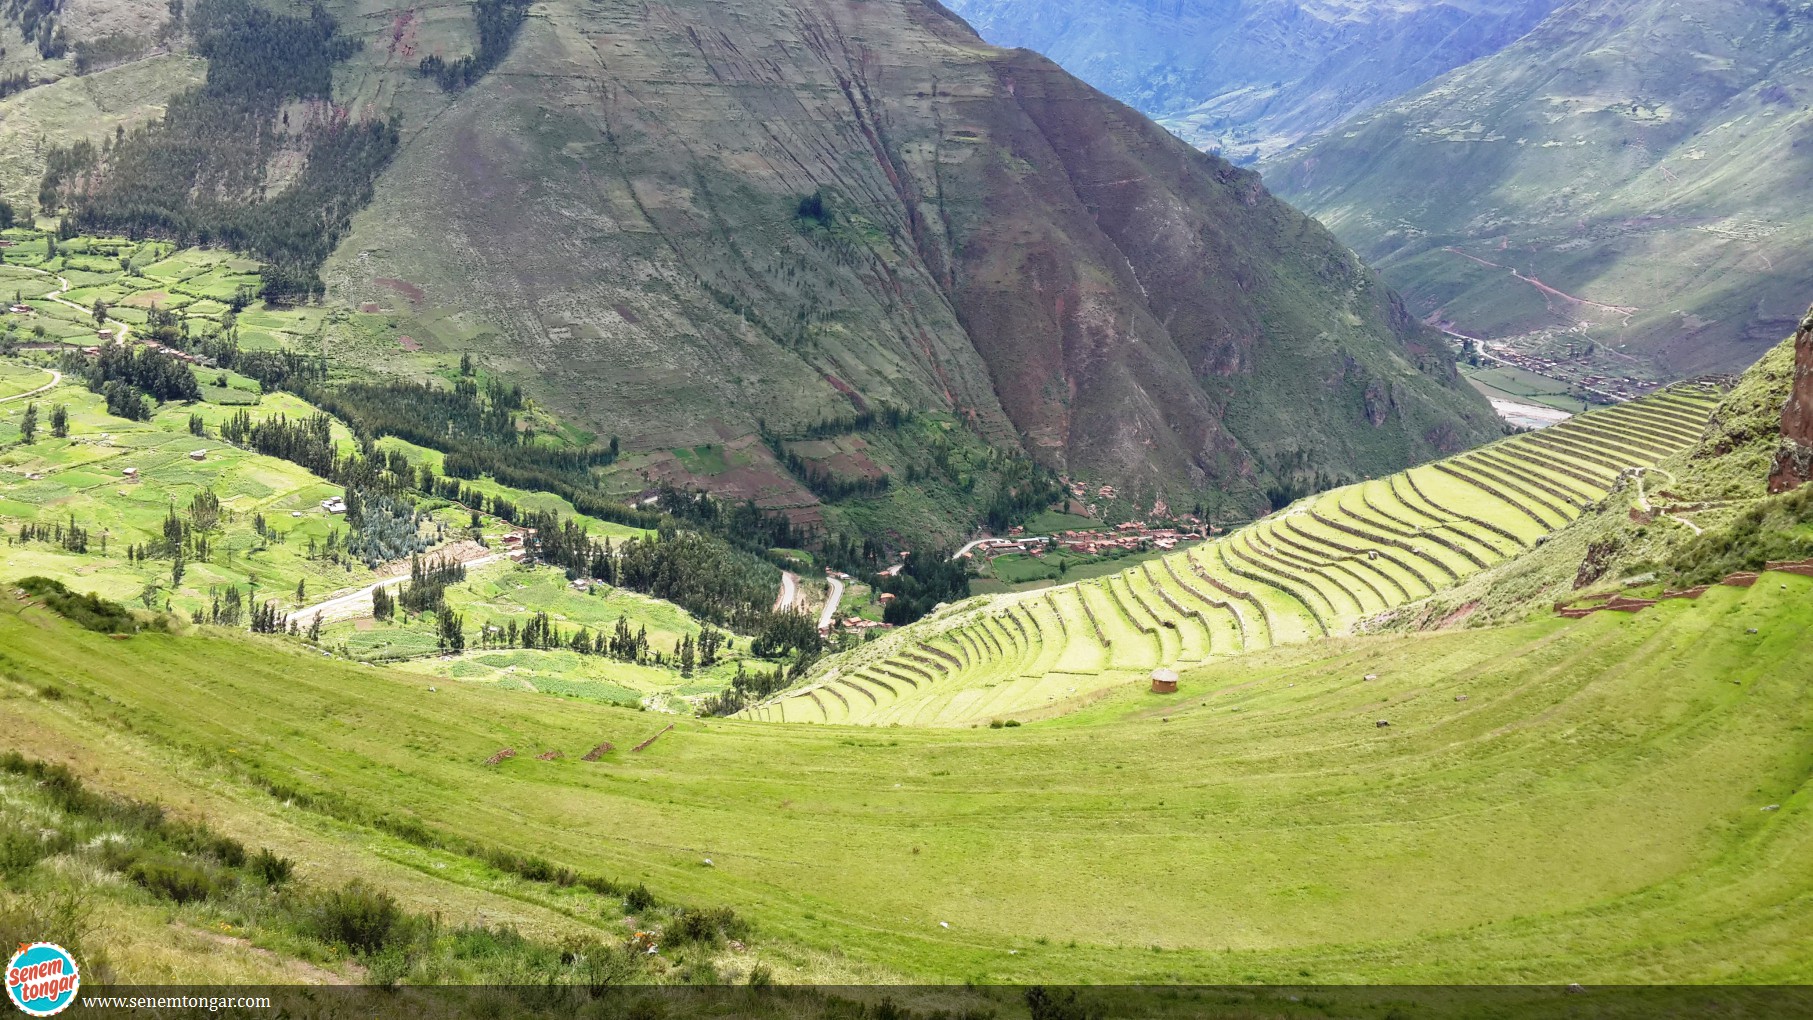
[
  {"left": 0, "top": 231, "right": 323, "bottom": 354},
  {"left": 0, "top": 357, "right": 726, "bottom": 703},
  {"left": 4, "top": 574, "right": 1809, "bottom": 982},
  {"left": 757, "top": 383, "right": 1726, "bottom": 726}
]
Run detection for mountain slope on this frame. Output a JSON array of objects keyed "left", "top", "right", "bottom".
[
  {"left": 321, "top": 0, "right": 1495, "bottom": 510},
  {"left": 1268, "top": 0, "right": 1813, "bottom": 381},
  {"left": 943, "top": 0, "right": 1559, "bottom": 160}
]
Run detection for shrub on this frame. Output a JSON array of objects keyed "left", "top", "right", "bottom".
[
  {"left": 311, "top": 881, "right": 403, "bottom": 954},
  {"left": 623, "top": 883, "right": 655, "bottom": 914},
  {"left": 123, "top": 854, "right": 226, "bottom": 904},
  {"left": 17, "top": 577, "right": 139, "bottom": 633},
  {"left": 250, "top": 848, "right": 293, "bottom": 886},
  {"left": 669, "top": 906, "right": 746, "bottom": 945}
]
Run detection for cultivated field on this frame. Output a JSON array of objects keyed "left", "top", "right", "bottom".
[
  {"left": 762, "top": 383, "right": 1726, "bottom": 726},
  {"left": 4, "top": 571, "right": 1808, "bottom": 983}
]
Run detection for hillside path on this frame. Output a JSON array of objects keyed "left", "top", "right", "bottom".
[
  {"left": 818, "top": 575, "right": 845, "bottom": 632},
  {"left": 0, "top": 369, "right": 60, "bottom": 404},
  {"left": 17, "top": 266, "right": 131, "bottom": 345},
  {"left": 285, "top": 549, "right": 505, "bottom": 627}
]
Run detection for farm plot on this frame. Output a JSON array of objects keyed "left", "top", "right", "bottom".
[{"left": 766, "top": 384, "right": 1724, "bottom": 727}]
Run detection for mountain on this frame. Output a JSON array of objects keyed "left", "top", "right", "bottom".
[
  {"left": 941, "top": 0, "right": 1560, "bottom": 160},
  {"left": 309, "top": 0, "right": 1495, "bottom": 515},
  {"left": 10, "top": 0, "right": 1497, "bottom": 536},
  {"left": 1267, "top": 0, "right": 1813, "bottom": 383}
]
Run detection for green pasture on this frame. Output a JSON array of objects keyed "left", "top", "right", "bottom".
[{"left": 3, "top": 575, "right": 1809, "bottom": 983}]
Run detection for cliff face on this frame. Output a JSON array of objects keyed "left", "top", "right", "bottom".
[
  {"left": 1768, "top": 306, "right": 1813, "bottom": 494},
  {"left": 326, "top": 0, "right": 1495, "bottom": 504}
]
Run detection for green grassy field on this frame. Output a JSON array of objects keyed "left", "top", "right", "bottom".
[
  {"left": 4, "top": 569, "right": 1809, "bottom": 984},
  {"left": 1461, "top": 364, "right": 1591, "bottom": 413},
  {"left": 767, "top": 384, "right": 1724, "bottom": 727}
]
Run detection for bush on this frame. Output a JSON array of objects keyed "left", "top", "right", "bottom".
[
  {"left": 250, "top": 848, "right": 293, "bottom": 886},
  {"left": 311, "top": 881, "right": 404, "bottom": 954},
  {"left": 623, "top": 883, "right": 655, "bottom": 914},
  {"left": 17, "top": 577, "right": 139, "bottom": 633},
  {"left": 669, "top": 906, "right": 746, "bottom": 945},
  {"left": 123, "top": 854, "right": 226, "bottom": 904}
]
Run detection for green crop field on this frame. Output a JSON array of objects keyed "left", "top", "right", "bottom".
[
  {"left": 765, "top": 384, "right": 1725, "bottom": 727},
  {"left": 3, "top": 568, "right": 1809, "bottom": 984}
]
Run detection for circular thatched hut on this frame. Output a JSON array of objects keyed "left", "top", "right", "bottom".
[{"left": 1151, "top": 669, "right": 1179, "bottom": 694}]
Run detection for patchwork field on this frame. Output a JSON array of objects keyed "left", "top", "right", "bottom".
[
  {"left": 761, "top": 383, "right": 1726, "bottom": 726},
  {"left": 4, "top": 569, "right": 1809, "bottom": 983}
]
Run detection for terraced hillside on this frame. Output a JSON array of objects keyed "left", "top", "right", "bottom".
[{"left": 756, "top": 383, "right": 1725, "bottom": 725}]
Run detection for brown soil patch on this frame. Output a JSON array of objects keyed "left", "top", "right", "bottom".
[
  {"left": 397, "top": 335, "right": 422, "bottom": 352},
  {"left": 581, "top": 742, "right": 614, "bottom": 761},
  {"left": 374, "top": 277, "right": 426, "bottom": 306},
  {"left": 359, "top": 302, "right": 381, "bottom": 314},
  {"left": 613, "top": 303, "right": 640, "bottom": 324},
  {"left": 483, "top": 748, "right": 516, "bottom": 766},
  {"left": 632, "top": 724, "right": 674, "bottom": 752},
  {"left": 536, "top": 750, "right": 563, "bottom": 761},
  {"left": 1435, "top": 601, "right": 1481, "bottom": 629},
  {"left": 121, "top": 291, "right": 171, "bottom": 309}
]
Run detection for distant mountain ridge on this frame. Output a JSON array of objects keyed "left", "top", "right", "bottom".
[
  {"left": 1268, "top": 0, "right": 1813, "bottom": 381},
  {"left": 942, "top": 0, "right": 1560, "bottom": 160}
]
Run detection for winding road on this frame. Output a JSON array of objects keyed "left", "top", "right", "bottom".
[
  {"left": 774, "top": 570, "right": 802, "bottom": 613},
  {"left": 0, "top": 369, "right": 60, "bottom": 405},
  {"left": 817, "top": 575, "right": 845, "bottom": 632},
  {"left": 283, "top": 550, "right": 505, "bottom": 627},
  {"left": 16, "top": 265, "right": 131, "bottom": 345}
]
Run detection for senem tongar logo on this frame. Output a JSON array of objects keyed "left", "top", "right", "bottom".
[{"left": 5, "top": 943, "right": 80, "bottom": 1017}]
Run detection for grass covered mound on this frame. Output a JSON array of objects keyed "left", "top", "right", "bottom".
[
  {"left": 17, "top": 576, "right": 141, "bottom": 633},
  {"left": 2, "top": 576, "right": 1810, "bottom": 984}
]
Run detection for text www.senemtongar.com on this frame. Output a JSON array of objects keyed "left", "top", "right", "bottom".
[{"left": 79, "top": 995, "right": 272, "bottom": 1010}]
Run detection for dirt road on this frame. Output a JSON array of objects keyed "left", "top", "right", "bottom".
[
  {"left": 775, "top": 570, "right": 802, "bottom": 613},
  {"left": 817, "top": 575, "right": 845, "bottom": 632},
  {"left": 284, "top": 549, "right": 505, "bottom": 627},
  {"left": 0, "top": 370, "right": 60, "bottom": 405}
]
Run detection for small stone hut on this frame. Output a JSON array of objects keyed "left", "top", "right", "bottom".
[{"left": 1151, "top": 668, "right": 1179, "bottom": 694}]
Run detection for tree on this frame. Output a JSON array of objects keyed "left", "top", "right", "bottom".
[
  {"left": 91, "top": 298, "right": 109, "bottom": 325},
  {"left": 295, "top": 578, "right": 306, "bottom": 602},
  {"left": 436, "top": 605, "right": 464, "bottom": 652},
  {"left": 0, "top": 199, "right": 14, "bottom": 229},
  {"left": 459, "top": 352, "right": 473, "bottom": 376},
  {"left": 171, "top": 551, "right": 185, "bottom": 589},
  {"left": 49, "top": 404, "right": 67, "bottom": 438},
  {"left": 306, "top": 612, "right": 322, "bottom": 643},
  {"left": 189, "top": 413, "right": 206, "bottom": 437},
  {"left": 19, "top": 402, "right": 37, "bottom": 444}
]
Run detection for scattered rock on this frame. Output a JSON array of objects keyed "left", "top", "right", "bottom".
[
  {"left": 1363, "top": 674, "right": 1379, "bottom": 682},
  {"left": 483, "top": 748, "right": 516, "bottom": 766},
  {"left": 536, "top": 750, "right": 563, "bottom": 761},
  {"left": 1762, "top": 805, "right": 1780, "bottom": 812},
  {"left": 1455, "top": 695, "right": 1469, "bottom": 702},
  {"left": 1375, "top": 720, "right": 1391, "bottom": 728},
  {"left": 1566, "top": 983, "right": 1587, "bottom": 995},
  {"left": 939, "top": 921, "right": 949, "bottom": 929}
]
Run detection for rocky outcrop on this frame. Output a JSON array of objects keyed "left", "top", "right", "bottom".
[{"left": 1767, "top": 305, "right": 1813, "bottom": 494}]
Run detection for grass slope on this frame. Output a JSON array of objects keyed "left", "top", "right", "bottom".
[{"left": 2, "top": 572, "right": 1809, "bottom": 983}]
